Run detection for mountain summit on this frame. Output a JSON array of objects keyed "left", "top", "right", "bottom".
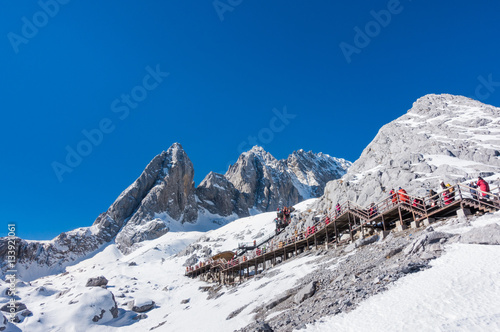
[
  {"left": 1, "top": 145, "right": 349, "bottom": 278},
  {"left": 317, "top": 93, "right": 500, "bottom": 211}
]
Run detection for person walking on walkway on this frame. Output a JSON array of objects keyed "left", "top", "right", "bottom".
[
  {"left": 398, "top": 187, "right": 409, "bottom": 203},
  {"left": 469, "top": 181, "right": 478, "bottom": 200},
  {"left": 390, "top": 189, "right": 398, "bottom": 205},
  {"left": 440, "top": 180, "right": 452, "bottom": 205},
  {"left": 429, "top": 189, "right": 438, "bottom": 208},
  {"left": 477, "top": 177, "right": 490, "bottom": 199}
]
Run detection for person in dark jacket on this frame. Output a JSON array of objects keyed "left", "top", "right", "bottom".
[
  {"left": 429, "top": 189, "right": 438, "bottom": 208},
  {"left": 469, "top": 181, "right": 478, "bottom": 200}
]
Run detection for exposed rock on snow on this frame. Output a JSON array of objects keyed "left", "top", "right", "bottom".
[
  {"left": 0, "top": 314, "right": 7, "bottom": 331},
  {"left": 459, "top": 223, "right": 500, "bottom": 245},
  {"left": 128, "top": 298, "right": 155, "bottom": 313},
  {"left": 404, "top": 231, "right": 453, "bottom": 256},
  {"left": 0, "top": 302, "right": 26, "bottom": 313},
  {"left": 294, "top": 281, "right": 317, "bottom": 304},
  {"left": 85, "top": 276, "right": 108, "bottom": 287}
]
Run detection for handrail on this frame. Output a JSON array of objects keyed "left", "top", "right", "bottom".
[{"left": 188, "top": 181, "right": 500, "bottom": 275}]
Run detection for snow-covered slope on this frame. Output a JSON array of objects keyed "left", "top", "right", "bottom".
[
  {"left": 305, "top": 213, "right": 500, "bottom": 332},
  {"left": 318, "top": 94, "right": 500, "bottom": 210},
  {"left": 8, "top": 200, "right": 321, "bottom": 331},
  {"left": 5, "top": 200, "right": 500, "bottom": 331}
]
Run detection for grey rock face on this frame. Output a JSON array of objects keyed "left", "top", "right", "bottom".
[
  {"left": 459, "top": 223, "right": 500, "bottom": 245},
  {"left": 196, "top": 172, "right": 250, "bottom": 217},
  {"left": 225, "top": 146, "right": 350, "bottom": 212},
  {"left": 0, "top": 302, "right": 26, "bottom": 313},
  {"left": 317, "top": 94, "right": 500, "bottom": 211},
  {"left": 294, "top": 281, "right": 317, "bottom": 304},
  {"left": 86, "top": 276, "right": 108, "bottom": 287},
  {"left": 115, "top": 143, "right": 198, "bottom": 253},
  {"left": 225, "top": 147, "right": 301, "bottom": 211}
]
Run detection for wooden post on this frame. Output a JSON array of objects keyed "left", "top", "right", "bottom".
[
  {"left": 348, "top": 213, "right": 354, "bottom": 241},
  {"left": 398, "top": 206, "right": 403, "bottom": 227},
  {"left": 381, "top": 214, "right": 386, "bottom": 231},
  {"left": 334, "top": 219, "right": 338, "bottom": 243},
  {"left": 325, "top": 228, "right": 329, "bottom": 249}
]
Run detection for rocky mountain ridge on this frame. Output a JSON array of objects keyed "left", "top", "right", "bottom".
[
  {"left": 315, "top": 93, "right": 500, "bottom": 212},
  {"left": 0, "top": 145, "right": 349, "bottom": 278}
]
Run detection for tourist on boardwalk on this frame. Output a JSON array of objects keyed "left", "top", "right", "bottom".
[
  {"left": 440, "top": 181, "right": 452, "bottom": 205},
  {"left": 477, "top": 176, "right": 490, "bottom": 199},
  {"left": 429, "top": 189, "right": 438, "bottom": 208},
  {"left": 412, "top": 197, "right": 423, "bottom": 208},
  {"left": 469, "top": 181, "right": 478, "bottom": 200},
  {"left": 336, "top": 203, "right": 341, "bottom": 216},
  {"left": 398, "top": 187, "right": 409, "bottom": 203},
  {"left": 390, "top": 189, "right": 398, "bottom": 205},
  {"left": 369, "top": 203, "right": 378, "bottom": 217}
]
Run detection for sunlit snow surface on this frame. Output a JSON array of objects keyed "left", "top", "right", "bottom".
[
  {"left": 10, "top": 203, "right": 500, "bottom": 332},
  {"left": 304, "top": 212, "right": 500, "bottom": 332}
]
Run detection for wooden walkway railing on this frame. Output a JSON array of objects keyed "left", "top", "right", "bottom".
[{"left": 185, "top": 182, "right": 499, "bottom": 282}]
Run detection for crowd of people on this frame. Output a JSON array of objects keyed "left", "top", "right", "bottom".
[
  {"left": 334, "top": 177, "right": 496, "bottom": 221},
  {"left": 274, "top": 206, "right": 295, "bottom": 234}
]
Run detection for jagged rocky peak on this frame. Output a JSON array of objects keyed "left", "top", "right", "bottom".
[
  {"left": 115, "top": 143, "right": 198, "bottom": 253},
  {"left": 0, "top": 142, "right": 351, "bottom": 278},
  {"left": 317, "top": 93, "right": 500, "bottom": 212},
  {"left": 222, "top": 146, "right": 350, "bottom": 212},
  {"left": 286, "top": 149, "right": 352, "bottom": 197}
]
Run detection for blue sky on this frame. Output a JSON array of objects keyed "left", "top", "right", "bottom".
[{"left": 1, "top": 0, "right": 499, "bottom": 240}]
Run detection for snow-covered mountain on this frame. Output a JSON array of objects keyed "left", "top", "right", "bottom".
[
  {"left": 5, "top": 199, "right": 500, "bottom": 331},
  {"left": 0, "top": 145, "right": 349, "bottom": 278},
  {"left": 317, "top": 94, "right": 500, "bottom": 211},
  {"left": 2, "top": 93, "right": 500, "bottom": 331},
  {"left": 223, "top": 146, "right": 350, "bottom": 212}
]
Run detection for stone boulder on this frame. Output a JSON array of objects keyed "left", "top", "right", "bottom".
[
  {"left": 128, "top": 298, "right": 155, "bottom": 313},
  {"left": 86, "top": 276, "right": 108, "bottom": 287},
  {"left": 0, "top": 302, "right": 26, "bottom": 313},
  {"left": 294, "top": 281, "right": 317, "bottom": 304}
]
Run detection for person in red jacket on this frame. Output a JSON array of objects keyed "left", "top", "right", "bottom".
[
  {"left": 398, "top": 187, "right": 409, "bottom": 203},
  {"left": 477, "top": 177, "right": 490, "bottom": 198},
  {"left": 390, "top": 189, "right": 398, "bottom": 205}
]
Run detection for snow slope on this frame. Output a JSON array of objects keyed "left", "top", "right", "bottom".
[
  {"left": 305, "top": 212, "right": 500, "bottom": 332},
  {"left": 10, "top": 200, "right": 323, "bottom": 331}
]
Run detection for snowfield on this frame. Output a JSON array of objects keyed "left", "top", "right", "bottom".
[
  {"left": 5, "top": 201, "right": 500, "bottom": 331},
  {"left": 305, "top": 212, "right": 500, "bottom": 332}
]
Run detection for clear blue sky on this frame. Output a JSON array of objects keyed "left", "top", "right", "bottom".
[{"left": 1, "top": 1, "right": 499, "bottom": 240}]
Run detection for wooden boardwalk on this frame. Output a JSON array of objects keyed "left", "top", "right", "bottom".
[{"left": 185, "top": 183, "right": 499, "bottom": 283}]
